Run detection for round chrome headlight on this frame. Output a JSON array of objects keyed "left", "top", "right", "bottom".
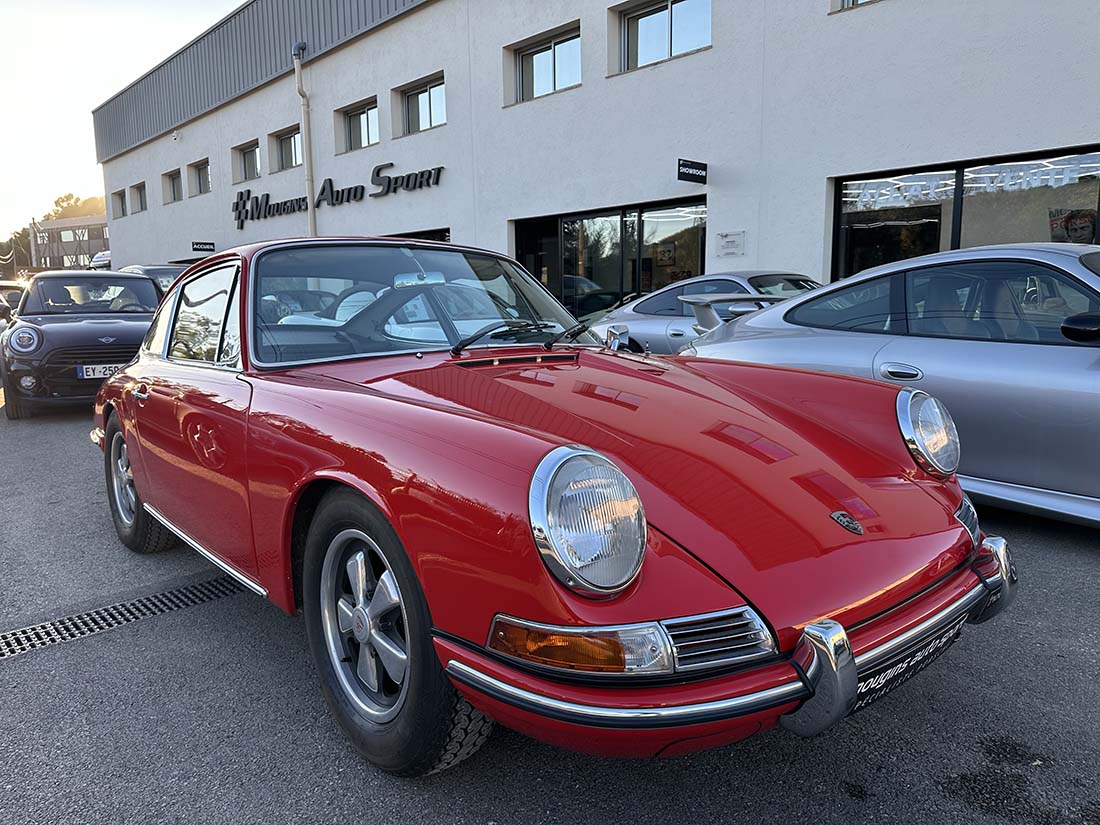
[
  {"left": 8, "top": 327, "right": 41, "bottom": 354},
  {"left": 529, "top": 446, "right": 647, "bottom": 597},
  {"left": 897, "top": 389, "right": 960, "bottom": 477}
]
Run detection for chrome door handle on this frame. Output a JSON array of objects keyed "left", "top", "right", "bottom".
[
  {"left": 131, "top": 387, "right": 149, "bottom": 401},
  {"left": 879, "top": 363, "right": 923, "bottom": 381},
  {"left": 669, "top": 330, "right": 688, "bottom": 338}
]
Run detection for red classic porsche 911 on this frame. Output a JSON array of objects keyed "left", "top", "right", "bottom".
[{"left": 92, "top": 238, "right": 1016, "bottom": 776}]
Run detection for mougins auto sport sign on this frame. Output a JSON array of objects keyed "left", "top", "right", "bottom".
[{"left": 230, "top": 163, "right": 444, "bottom": 230}]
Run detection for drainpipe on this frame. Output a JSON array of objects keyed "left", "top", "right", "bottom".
[{"left": 292, "top": 41, "right": 317, "bottom": 237}]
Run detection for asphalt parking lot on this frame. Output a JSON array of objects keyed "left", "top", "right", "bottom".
[{"left": 1, "top": 399, "right": 1098, "bottom": 825}]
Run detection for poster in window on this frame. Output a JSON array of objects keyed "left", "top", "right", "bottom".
[
  {"left": 1049, "top": 209, "right": 1096, "bottom": 244},
  {"left": 657, "top": 242, "right": 676, "bottom": 267}
]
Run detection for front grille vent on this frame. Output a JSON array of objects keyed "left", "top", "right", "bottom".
[
  {"left": 661, "top": 607, "right": 777, "bottom": 672},
  {"left": 955, "top": 495, "right": 980, "bottom": 551},
  {"left": 0, "top": 577, "right": 242, "bottom": 660},
  {"left": 45, "top": 345, "right": 138, "bottom": 366}
]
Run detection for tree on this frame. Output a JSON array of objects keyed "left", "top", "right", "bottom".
[{"left": 42, "top": 193, "right": 106, "bottom": 221}]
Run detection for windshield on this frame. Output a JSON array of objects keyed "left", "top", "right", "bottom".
[
  {"left": 748, "top": 275, "right": 818, "bottom": 296},
  {"left": 253, "top": 244, "right": 598, "bottom": 364},
  {"left": 21, "top": 277, "right": 160, "bottom": 315}
]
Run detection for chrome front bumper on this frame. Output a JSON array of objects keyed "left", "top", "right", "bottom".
[{"left": 448, "top": 536, "right": 1016, "bottom": 733}]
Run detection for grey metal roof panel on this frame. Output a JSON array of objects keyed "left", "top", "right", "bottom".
[{"left": 93, "top": 0, "right": 430, "bottom": 163}]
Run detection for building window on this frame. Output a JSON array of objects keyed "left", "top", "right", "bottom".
[
  {"left": 61, "top": 229, "right": 75, "bottom": 243},
  {"left": 405, "top": 79, "right": 446, "bottom": 134},
  {"left": 519, "top": 30, "right": 581, "bottom": 101},
  {"left": 344, "top": 103, "right": 380, "bottom": 151},
  {"left": 164, "top": 169, "right": 183, "bottom": 203},
  {"left": 624, "top": 0, "right": 711, "bottom": 71},
  {"left": 277, "top": 129, "right": 302, "bottom": 170},
  {"left": 130, "top": 182, "right": 148, "bottom": 213},
  {"left": 835, "top": 148, "right": 1100, "bottom": 279},
  {"left": 236, "top": 142, "right": 260, "bottom": 181},
  {"left": 189, "top": 159, "right": 211, "bottom": 195},
  {"left": 112, "top": 190, "right": 127, "bottom": 218}
]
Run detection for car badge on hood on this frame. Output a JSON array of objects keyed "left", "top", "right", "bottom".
[
  {"left": 98, "top": 337, "right": 116, "bottom": 344},
  {"left": 830, "top": 511, "right": 864, "bottom": 535}
]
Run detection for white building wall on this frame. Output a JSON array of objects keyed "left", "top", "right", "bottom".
[{"left": 101, "top": 0, "right": 1100, "bottom": 279}]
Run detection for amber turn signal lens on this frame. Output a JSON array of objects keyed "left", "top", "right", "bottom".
[{"left": 490, "top": 617, "right": 627, "bottom": 672}]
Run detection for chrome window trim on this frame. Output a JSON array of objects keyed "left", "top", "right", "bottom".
[
  {"left": 528, "top": 445, "right": 647, "bottom": 598},
  {"left": 244, "top": 239, "right": 586, "bottom": 371},
  {"left": 165, "top": 261, "right": 242, "bottom": 371},
  {"left": 143, "top": 503, "right": 266, "bottom": 596}
]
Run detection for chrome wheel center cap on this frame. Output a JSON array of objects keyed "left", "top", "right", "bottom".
[{"left": 351, "top": 606, "right": 371, "bottom": 643}]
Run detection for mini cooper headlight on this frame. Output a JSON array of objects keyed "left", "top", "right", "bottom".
[
  {"left": 8, "top": 327, "right": 41, "bottom": 354},
  {"left": 529, "top": 446, "right": 647, "bottom": 597},
  {"left": 897, "top": 388, "right": 960, "bottom": 477}
]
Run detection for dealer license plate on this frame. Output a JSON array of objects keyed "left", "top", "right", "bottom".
[
  {"left": 851, "top": 613, "right": 967, "bottom": 714},
  {"left": 77, "top": 364, "right": 124, "bottom": 380}
]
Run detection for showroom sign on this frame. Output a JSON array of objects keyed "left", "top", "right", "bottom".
[
  {"left": 230, "top": 163, "right": 445, "bottom": 229},
  {"left": 678, "top": 159, "right": 708, "bottom": 184}
]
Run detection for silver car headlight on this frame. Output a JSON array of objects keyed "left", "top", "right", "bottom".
[
  {"left": 529, "top": 446, "right": 647, "bottom": 597},
  {"left": 897, "top": 388, "right": 960, "bottom": 477},
  {"left": 8, "top": 327, "right": 41, "bottom": 354}
]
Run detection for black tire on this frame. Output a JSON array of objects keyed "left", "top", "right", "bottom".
[
  {"left": 626, "top": 337, "right": 645, "bottom": 353},
  {"left": 104, "top": 413, "right": 175, "bottom": 554},
  {"left": 2, "top": 374, "right": 29, "bottom": 420},
  {"left": 303, "top": 488, "right": 492, "bottom": 776}
]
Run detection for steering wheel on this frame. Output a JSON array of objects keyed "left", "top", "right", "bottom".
[{"left": 115, "top": 302, "right": 147, "bottom": 312}]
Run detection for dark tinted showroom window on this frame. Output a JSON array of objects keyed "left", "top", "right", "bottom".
[
  {"left": 170, "top": 267, "right": 236, "bottom": 362},
  {"left": 787, "top": 275, "right": 898, "bottom": 332},
  {"left": 905, "top": 261, "right": 1100, "bottom": 344},
  {"left": 635, "top": 287, "right": 684, "bottom": 316}
]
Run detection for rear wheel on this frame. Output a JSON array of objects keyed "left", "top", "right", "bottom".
[
  {"left": 303, "top": 488, "right": 492, "bottom": 776},
  {"left": 104, "top": 413, "right": 175, "bottom": 554}
]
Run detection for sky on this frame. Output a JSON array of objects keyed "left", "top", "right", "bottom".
[{"left": 0, "top": 0, "right": 244, "bottom": 237}]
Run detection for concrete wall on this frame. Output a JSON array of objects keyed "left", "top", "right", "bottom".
[{"left": 101, "top": 0, "right": 1100, "bottom": 279}]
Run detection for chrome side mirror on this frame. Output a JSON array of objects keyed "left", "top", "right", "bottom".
[{"left": 605, "top": 324, "right": 629, "bottom": 351}]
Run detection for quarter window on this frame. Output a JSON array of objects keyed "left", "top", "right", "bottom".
[
  {"left": 142, "top": 297, "right": 173, "bottom": 354},
  {"left": 169, "top": 267, "right": 237, "bottom": 363},
  {"left": 519, "top": 31, "right": 581, "bottom": 101},
  {"left": 406, "top": 80, "right": 446, "bottom": 134},
  {"left": 635, "top": 287, "right": 684, "bottom": 316},
  {"left": 787, "top": 275, "right": 900, "bottom": 332},
  {"left": 625, "top": 0, "right": 711, "bottom": 71},
  {"left": 904, "top": 261, "right": 1100, "bottom": 345}
]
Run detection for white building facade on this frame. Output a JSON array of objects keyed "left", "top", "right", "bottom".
[{"left": 96, "top": 0, "right": 1100, "bottom": 315}]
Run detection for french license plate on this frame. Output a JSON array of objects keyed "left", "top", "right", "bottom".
[
  {"left": 851, "top": 614, "right": 967, "bottom": 713},
  {"left": 77, "top": 364, "right": 124, "bottom": 380}
]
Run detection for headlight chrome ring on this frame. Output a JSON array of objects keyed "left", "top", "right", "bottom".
[
  {"left": 528, "top": 445, "right": 647, "bottom": 598},
  {"left": 897, "top": 388, "right": 961, "bottom": 478},
  {"left": 8, "top": 327, "right": 41, "bottom": 354}
]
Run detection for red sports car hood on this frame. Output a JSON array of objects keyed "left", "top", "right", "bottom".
[{"left": 312, "top": 349, "right": 972, "bottom": 645}]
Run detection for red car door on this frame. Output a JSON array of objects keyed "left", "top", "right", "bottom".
[{"left": 134, "top": 262, "right": 259, "bottom": 582}]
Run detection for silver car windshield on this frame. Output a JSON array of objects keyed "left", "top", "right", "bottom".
[{"left": 252, "top": 244, "right": 598, "bottom": 364}]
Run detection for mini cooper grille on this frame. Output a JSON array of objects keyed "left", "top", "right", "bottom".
[
  {"left": 0, "top": 577, "right": 242, "bottom": 660},
  {"left": 661, "top": 607, "right": 776, "bottom": 672},
  {"left": 45, "top": 345, "right": 139, "bottom": 366},
  {"left": 955, "top": 495, "right": 980, "bottom": 551}
]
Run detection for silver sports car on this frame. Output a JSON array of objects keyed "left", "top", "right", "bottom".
[
  {"left": 588, "top": 271, "right": 817, "bottom": 353},
  {"left": 686, "top": 243, "right": 1100, "bottom": 526}
]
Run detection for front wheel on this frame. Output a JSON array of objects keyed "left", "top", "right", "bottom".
[
  {"left": 1, "top": 373, "right": 28, "bottom": 420},
  {"left": 104, "top": 413, "right": 175, "bottom": 554},
  {"left": 303, "top": 489, "right": 492, "bottom": 776}
]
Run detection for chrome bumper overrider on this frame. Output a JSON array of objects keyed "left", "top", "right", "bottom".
[
  {"left": 90, "top": 427, "right": 105, "bottom": 448},
  {"left": 447, "top": 536, "right": 1016, "bottom": 732}
]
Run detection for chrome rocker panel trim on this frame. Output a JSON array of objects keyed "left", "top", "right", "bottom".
[
  {"left": 143, "top": 503, "right": 267, "bottom": 596},
  {"left": 448, "top": 537, "right": 1013, "bottom": 732}
]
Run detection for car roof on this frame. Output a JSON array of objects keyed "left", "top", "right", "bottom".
[
  {"left": 215, "top": 235, "right": 508, "bottom": 262},
  {"left": 854, "top": 243, "right": 1100, "bottom": 280}
]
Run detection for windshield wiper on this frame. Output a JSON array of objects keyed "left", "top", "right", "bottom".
[
  {"left": 450, "top": 320, "right": 554, "bottom": 356},
  {"left": 543, "top": 322, "right": 588, "bottom": 350}
]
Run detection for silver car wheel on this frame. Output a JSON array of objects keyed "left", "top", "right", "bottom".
[
  {"left": 320, "top": 528, "right": 410, "bottom": 722},
  {"left": 109, "top": 432, "right": 137, "bottom": 527}
]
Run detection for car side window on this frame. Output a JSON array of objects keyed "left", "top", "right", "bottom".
[
  {"left": 169, "top": 266, "right": 237, "bottom": 362},
  {"left": 904, "top": 261, "right": 1100, "bottom": 345},
  {"left": 681, "top": 279, "right": 749, "bottom": 317},
  {"left": 141, "top": 293, "right": 174, "bottom": 355},
  {"left": 787, "top": 274, "right": 900, "bottom": 332},
  {"left": 635, "top": 287, "right": 685, "bottom": 316}
]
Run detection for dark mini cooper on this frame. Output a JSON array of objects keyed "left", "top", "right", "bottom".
[{"left": 1, "top": 271, "right": 161, "bottom": 419}]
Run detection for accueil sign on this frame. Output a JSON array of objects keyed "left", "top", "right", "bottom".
[{"left": 230, "top": 163, "right": 444, "bottom": 229}]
